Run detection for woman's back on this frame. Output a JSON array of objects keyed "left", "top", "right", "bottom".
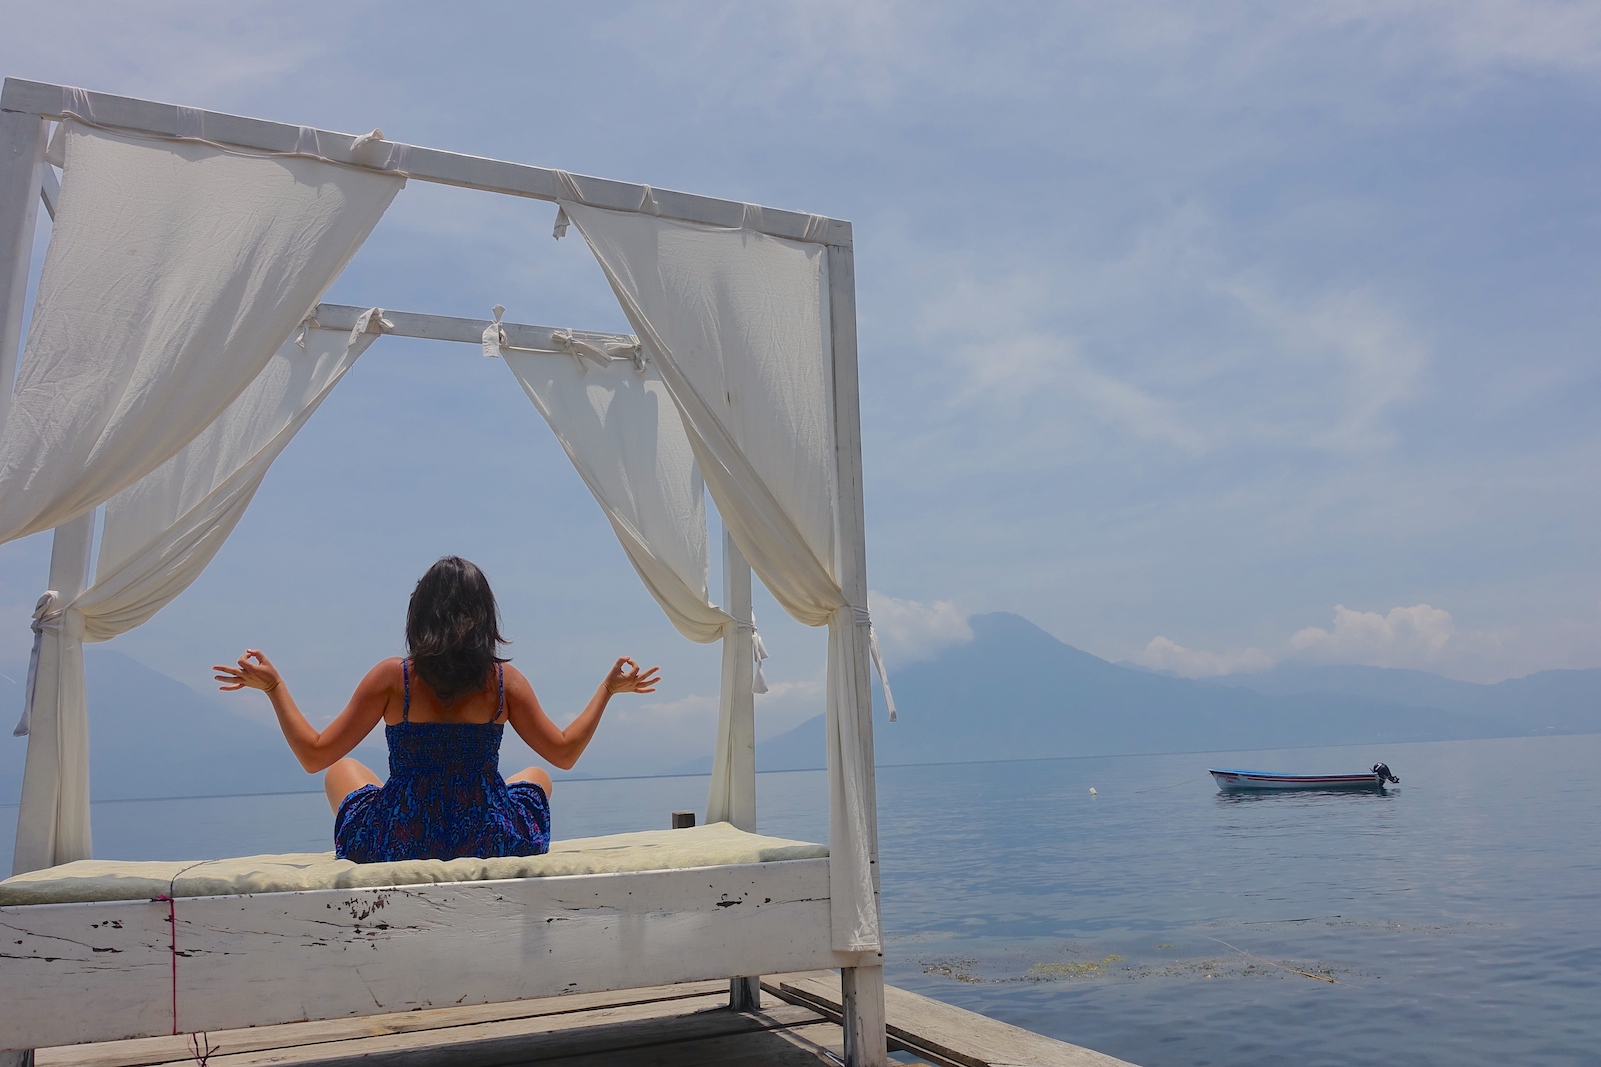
[
  {"left": 336, "top": 660, "right": 551, "bottom": 863},
  {"left": 214, "top": 556, "right": 656, "bottom": 865}
]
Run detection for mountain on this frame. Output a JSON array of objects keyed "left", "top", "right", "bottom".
[
  {"left": 683, "top": 612, "right": 1564, "bottom": 773},
  {"left": 0, "top": 649, "right": 335, "bottom": 803},
  {"left": 1209, "top": 660, "right": 1601, "bottom": 735}
]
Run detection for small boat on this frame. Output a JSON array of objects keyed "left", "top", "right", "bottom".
[{"left": 1209, "top": 763, "right": 1400, "bottom": 792}]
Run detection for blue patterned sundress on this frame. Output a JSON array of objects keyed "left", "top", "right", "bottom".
[{"left": 334, "top": 660, "right": 551, "bottom": 863}]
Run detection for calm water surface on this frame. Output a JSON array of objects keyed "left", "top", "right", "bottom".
[{"left": 3, "top": 733, "right": 1596, "bottom": 1066}]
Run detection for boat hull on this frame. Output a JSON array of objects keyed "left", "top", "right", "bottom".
[{"left": 1209, "top": 769, "right": 1385, "bottom": 792}]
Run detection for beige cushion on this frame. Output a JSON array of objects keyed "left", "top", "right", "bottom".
[{"left": 0, "top": 822, "right": 827, "bottom": 906}]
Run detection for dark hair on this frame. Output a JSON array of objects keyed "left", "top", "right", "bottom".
[{"left": 405, "top": 557, "right": 509, "bottom": 705}]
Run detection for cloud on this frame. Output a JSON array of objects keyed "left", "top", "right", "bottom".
[
  {"left": 1290, "top": 603, "right": 1456, "bottom": 667},
  {"left": 866, "top": 593, "right": 973, "bottom": 664},
  {"left": 1138, "top": 636, "right": 1274, "bottom": 678}
]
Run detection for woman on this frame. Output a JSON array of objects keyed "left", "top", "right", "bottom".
[{"left": 213, "top": 556, "right": 659, "bottom": 862}]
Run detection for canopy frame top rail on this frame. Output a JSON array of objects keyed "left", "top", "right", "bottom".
[
  {"left": 0, "top": 78, "right": 853, "bottom": 248},
  {"left": 312, "top": 303, "right": 635, "bottom": 355}
]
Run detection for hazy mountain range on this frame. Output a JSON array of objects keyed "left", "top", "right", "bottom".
[
  {"left": 0, "top": 650, "right": 332, "bottom": 803},
  {"left": 677, "top": 612, "right": 1601, "bottom": 773},
  {"left": 2, "top": 615, "right": 1596, "bottom": 801}
]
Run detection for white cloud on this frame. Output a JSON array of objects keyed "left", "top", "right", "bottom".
[
  {"left": 866, "top": 593, "right": 973, "bottom": 664},
  {"left": 1139, "top": 636, "right": 1274, "bottom": 677},
  {"left": 1290, "top": 603, "right": 1456, "bottom": 667}
]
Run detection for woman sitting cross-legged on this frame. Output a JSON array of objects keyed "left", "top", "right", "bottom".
[{"left": 213, "top": 555, "right": 659, "bottom": 863}]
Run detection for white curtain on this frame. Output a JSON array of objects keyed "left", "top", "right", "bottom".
[
  {"left": 561, "top": 201, "right": 884, "bottom": 952},
  {"left": 501, "top": 348, "right": 733, "bottom": 644},
  {"left": 502, "top": 346, "right": 771, "bottom": 833},
  {"left": 11, "top": 323, "right": 382, "bottom": 874},
  {"left": 0, "top": 120, "right": 402, "bottom": 546}
]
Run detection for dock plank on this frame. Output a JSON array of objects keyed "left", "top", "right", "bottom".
[
  {"left": 39, "top": 997, "right": 837, "bottom": 1067},
  {"left": 37, "top": 983, "right": 729, "bottom": 1067},
  {"left": 767, "top": 972, "right": 1137, "bottom": 1067}
]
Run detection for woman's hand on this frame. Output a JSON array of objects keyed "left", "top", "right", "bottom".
[
  {"left": 603, "top": 656, "right": 660, "bottom": 696},
  {"left": 212, "top": 649, "right": 283, "bottom": 695}
]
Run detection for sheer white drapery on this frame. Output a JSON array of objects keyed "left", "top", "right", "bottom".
[
  {"left": 502, "top": 341, "right": 775, "bottom": 833},
  {"left": 0, "top": 120, "right": 401, "bottom": 545},
  {"left": 501, "top": 349, "right": 732, "bottom": 644},
  {"left": 11, "top": 323, "right": 382, "bottom": 874},
  {"left": 560, "top": 201, "right": 885, "bottom": 952}
]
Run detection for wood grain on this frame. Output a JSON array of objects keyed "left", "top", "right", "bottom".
[{"left": 0, "top": 860, "right": 838, "bottom": 1049}]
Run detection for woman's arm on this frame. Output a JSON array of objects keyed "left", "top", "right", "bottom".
[
  {"left": 505, "top": 657, "right": 659, "bottom": 771},
  {"left": 213, "top": 650, "right": 389, "bottom": 774}
]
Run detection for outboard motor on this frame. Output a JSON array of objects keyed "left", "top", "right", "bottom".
[{"left": 1372, "top": 762, "right": 1400, "bottom": 785}]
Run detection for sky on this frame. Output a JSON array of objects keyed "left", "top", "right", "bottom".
[{"left": 0, "top": 1, "right": 1598, "bottom": 777}]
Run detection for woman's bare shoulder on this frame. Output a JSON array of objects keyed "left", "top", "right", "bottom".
[{"left": 358, "top": 657, "right": 406, "bottom": 691}]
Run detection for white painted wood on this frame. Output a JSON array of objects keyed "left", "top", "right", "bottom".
[
  {"left": 12, "top": 509, "right": 97, "bottom": 876},
  {"left": 38, "top": 167, "right": 58, "bottom": 220},
  {"left": 840, "top": 966, "right": 888, "bottom": 1067},
  {"left": 0, "top": 80, "right": 851, "bottom": 248},
  {"left": 825, "top": 244, "right": 887, "bottom": 1067},
  {"left": 308, "top": 303, "right": 632, "bottom": 355},
  {"left": 0, "top": 859, "right": 838, "bottom": 1050},
  {"left": 707, "top": 528, "right": 756, "bottom": 831},
  {"left": 0, "top": 109, "right": 46, "bottom": 429}
]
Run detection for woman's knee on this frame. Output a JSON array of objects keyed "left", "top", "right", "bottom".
[
  {"left": 509, "top": 765, "right": 553, "bottom": 795},
  {"left": 324, "top": 758, "right": 381, "bottom": 811}
]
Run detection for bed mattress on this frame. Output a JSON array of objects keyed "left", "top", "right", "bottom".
[{"left": 0, "top": 821, "right": 827, "bottom": 905}]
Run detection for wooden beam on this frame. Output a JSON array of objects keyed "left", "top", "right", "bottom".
[
  {"left": 38, "top": 165, "right": 58, "bottom": 220},
  {"left": 0, "top": 109, "right": 45, "bottom": 430},
  {"left": 310, "top": 303, "right": 633, "bottom": 354},
  {"left": 0, "top": 859, "right": 840, "bottom": 1049},
  {"left": 0, "top": 79, "right": 852, "bottom": 247}
]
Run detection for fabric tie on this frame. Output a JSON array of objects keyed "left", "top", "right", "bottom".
[
  {"left": 736, "top": 616, "right": 771, "bottom": 695},
  {"left": 349, "top": 307, "right": 393, "bottom": 348},
  {"left": 849, "top": 605, "right": 898, "bottom": 722},
  {"left": 482, "top": 306, "right": 506, "bottom": 358},
  {"left": 15, "top": 591, "right": 63, "bottom": 737},
  {"left": 551, "top": 330, "right": 646, "bottom": 373}
]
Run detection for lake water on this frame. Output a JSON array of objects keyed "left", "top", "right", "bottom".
[{"left": 3, "top": 732, "right": 1597, "bottom": 1066}]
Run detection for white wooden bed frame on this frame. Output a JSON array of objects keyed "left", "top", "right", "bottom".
[{"left": 0, "top": 79, "right": 888, "bottom": 1065}]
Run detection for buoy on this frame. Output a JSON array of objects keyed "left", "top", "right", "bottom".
[{"left": 1089, "top": 787, "right": 1098, "bottom": 796}]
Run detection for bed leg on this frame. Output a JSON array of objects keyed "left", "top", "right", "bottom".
[
  {"left": 729, "top": 975, "right": 761, "bottom": 1011},
  {"left": 841, "top": 965, "right": 888, "bottom": 1067},
  {"left": 0, "top": 1050, "right": 34, "bottom": 1067}
]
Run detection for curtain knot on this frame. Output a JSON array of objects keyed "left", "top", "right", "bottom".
[
  {"left": 553, "top": 330, "right": 625, "bottom": 373},
  {"left": 15, "top": 591, "right": 67, "bottom": 737},
  {"left": 845, "top": 604, "right": 897, "bottom": 722},
  {"left": 482, "top": 306, "right": 506, "bottom": 359},
  {"left": 350, "top": 307, "right": 393, "bottom": 348}
]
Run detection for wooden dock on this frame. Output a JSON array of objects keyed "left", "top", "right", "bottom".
[{"left": 30, "top": 972, "right": 1136, "bottom": 1067}]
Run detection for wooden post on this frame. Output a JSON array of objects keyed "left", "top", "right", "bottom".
[
  {"left": 0, "top": 109, "right": 46, "bottom": 428},
  {"left": 709, "top": 528, "right": 757, "bottom": 830},
  {"left": 12, "top": 509, "right": 95, "bottom": 876},
  {"left": 710, "top": 527, "right": 761, "bottom": 1010},
  {"left": 826, "top": 240, "right": 886, "bottom": 1067}
]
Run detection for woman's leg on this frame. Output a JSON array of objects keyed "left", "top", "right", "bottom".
[
  {"left": 508, "top": 765, "right": 554, "bottom": 796},
  {"left": 324, "top": 758, "right": 382, "bottom": 813}
]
